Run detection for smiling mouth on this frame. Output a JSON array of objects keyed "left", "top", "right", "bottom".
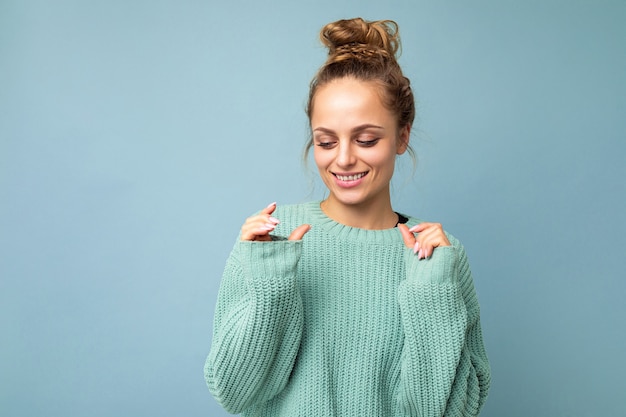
[{"left": 334, "top": 172, "right": 368, "bottom": 181}]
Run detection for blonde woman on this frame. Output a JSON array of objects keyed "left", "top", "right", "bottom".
[{"left": 205, "top": 17, "right": 490, "bottom": 417}]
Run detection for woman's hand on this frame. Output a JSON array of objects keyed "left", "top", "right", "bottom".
[
  {"left": 240, "top": 202, "right": 311, "bottom": 242},
  {"left": 398, "top": 222, "right": 451, "bottom": 259}
]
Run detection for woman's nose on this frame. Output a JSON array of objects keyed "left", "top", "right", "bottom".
[{"left": 336, "top": 141, "right": 356, "bottom": 167}]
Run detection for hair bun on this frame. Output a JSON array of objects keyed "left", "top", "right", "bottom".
[
  {"left": 306, "top": 17, "right": 415, "bottom": 157},
  {"left": 320, "top": 18, "right": 400, "bottom": 59}
]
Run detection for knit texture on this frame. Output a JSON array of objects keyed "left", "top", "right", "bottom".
[{"left": 205, "top": 202, "right": 490, "bottom": 416}]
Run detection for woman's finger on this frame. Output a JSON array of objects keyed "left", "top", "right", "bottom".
[
  {"left": 410, "top": 223, "right": 436, "bottom": 257},
  {"left": 241, "top": 221, "right": 272, "bottom": 241},
  {"left": 406, "top": 222, "right": 451, "bottom": 259},
  {"left": 408, "top": 222, "right": 431, "bottom": 233},
  {"left": 240, "top": 202, "right": 280, "bottom": 241},
  {"left": 397, "top": 224, "right": 416, "bottom": 248},
  {"left": 288, "top": 224, "right": 311, "bottom": 241},
  {"left": 421, "top": 225, "right": 450, "bottom": 247},
  {"left": 261, "top": 201, "right": 277, "bottom": 215}
]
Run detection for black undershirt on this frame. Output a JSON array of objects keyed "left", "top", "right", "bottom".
[{"left": 395, "top": 212, "right": 408, "bottom": 227}]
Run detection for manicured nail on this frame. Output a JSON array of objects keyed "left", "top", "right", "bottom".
[
  {"left": 409, "top": 225, "right": 420, "bottom": 232},
  {"left": 260, "top": 223, "right": 275, "bottom": 231},
  {"left": 269, "top": 216, "right": 280, "bottom": 224},
  {"left": 266, "top": 202, "right": 277, "bottom": 209},
  {"left": 413, "top": 241, "right": 420, "bottom": 254},
  {"left": 418, "top": 248, "right": 424, "bottom": 259}
]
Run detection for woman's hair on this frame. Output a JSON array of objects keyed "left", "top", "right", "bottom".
[{"left": 304, "top": 18, "right": 416, "bottom": 159}]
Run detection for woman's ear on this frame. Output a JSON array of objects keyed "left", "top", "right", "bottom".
[{"left": 396, "top": 124, "right": 411, "bottom": 155}]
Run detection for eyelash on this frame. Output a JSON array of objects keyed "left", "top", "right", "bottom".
[
  {"left": 316, "top": 142, "right": 335, "bottom": 149},
  {"left": 356, "top": 138, "right": 380, "bottom": 147},
  {"left": 315, "top": 138, "right": 380, "bottom": 148}
]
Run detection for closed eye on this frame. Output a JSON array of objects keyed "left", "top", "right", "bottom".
[
  {"left": 316, "top": 141, "right": 336, "bottom": 149},
  {"left": 356, "top": 138, "right": 380, "bottom": 147}
]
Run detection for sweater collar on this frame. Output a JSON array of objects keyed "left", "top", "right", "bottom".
[{"left": 305, "top": 201, "right": 419, "bottom": 245}]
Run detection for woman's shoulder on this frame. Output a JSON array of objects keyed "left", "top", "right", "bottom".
[
  {"left": 273, "top": 200, "right": 316, "bottom": 210},
  {"left": 270, "top": 201, "right": 320, "bottom": 236},
  {"left": 272, "top": 201, "right": 318, "bottom": 218},
  {"left": 401, "top": 213, "right": 465, "bottom": 251}
]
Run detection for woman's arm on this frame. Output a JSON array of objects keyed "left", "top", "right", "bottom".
[
  {"left": 205, "top": 218, "right": 308, "bottom": 414},
  {"left": 397, "top": 228, "right": 491, "bottom": 417}
]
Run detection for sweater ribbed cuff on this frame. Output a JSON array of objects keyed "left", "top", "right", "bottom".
[
  {"left": 237, "top": 240, "right": 302, "bottom": 279},
  {"left": 405, "top": 245, "right": 459, "bottom": 284}
]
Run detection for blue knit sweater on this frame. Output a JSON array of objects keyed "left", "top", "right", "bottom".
[{"left": 205, "top": 201, "right": 490, "bottom": 416}]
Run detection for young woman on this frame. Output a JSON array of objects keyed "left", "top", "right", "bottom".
[{"left": 205, "top": 18, "right": 490, "bottom": 417}]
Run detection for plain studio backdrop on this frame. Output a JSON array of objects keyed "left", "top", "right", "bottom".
[{"left": 1, "top": 1, "right": 624, "bottom": 416}]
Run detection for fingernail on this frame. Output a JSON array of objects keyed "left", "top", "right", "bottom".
[
  {"left": 260, "top": 223, "right": 275, "bottom": 231},
  {"left": 266, "top": 202, "right": 277, "bottom": 209},
  {"left": 413, "top": 241, "right": 420, "bottom": 254},
  {"left": 269, "top": 216, "right": 280, "bottom": 224},
  {"left": 409, "top": 225, "right": 419, "bottom": 232},
  {"left": 418, "top": 249, "right": 424, "bottom": 259}
]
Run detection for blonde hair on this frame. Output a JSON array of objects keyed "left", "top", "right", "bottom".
[{"left": 305, "top": 18, "right": 416, "bottom": 160}]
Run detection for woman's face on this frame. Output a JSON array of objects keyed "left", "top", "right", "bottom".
[{"left": 311, "top": 77, "right": 408, "bottom": 210}]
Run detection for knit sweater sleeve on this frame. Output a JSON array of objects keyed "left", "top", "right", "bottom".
[
  {"left": 397, "top": 238, "right": 491, "bottom": 417},
  {"left": 204, "top": 240, "right": 304, "bottom": 414}
]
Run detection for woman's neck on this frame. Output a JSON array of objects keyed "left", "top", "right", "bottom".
[{"left": 320, "top": 197, "right": 398, "bottom": 230}]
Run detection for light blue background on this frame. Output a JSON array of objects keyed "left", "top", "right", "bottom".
[{"left": 2, "top": 1, "right": 625, "bottom": 416}]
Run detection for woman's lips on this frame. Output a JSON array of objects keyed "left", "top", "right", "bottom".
[{"left": 332, "top": 171, "right": 368, "bottom": 188}]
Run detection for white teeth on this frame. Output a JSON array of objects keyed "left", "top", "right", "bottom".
[{"left": 336, "top": 172, "right": 366, "bottom": 181}]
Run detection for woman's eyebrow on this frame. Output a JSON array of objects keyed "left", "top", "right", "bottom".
[
  {"left": 312, "top": 127, "right": 335, "bottom": 134},
  {"left": 313, "top": 124, "right": 384, "bottom": 134},
  {"left": 352, "top": 124, "right": 384, "bottom": 132}
]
